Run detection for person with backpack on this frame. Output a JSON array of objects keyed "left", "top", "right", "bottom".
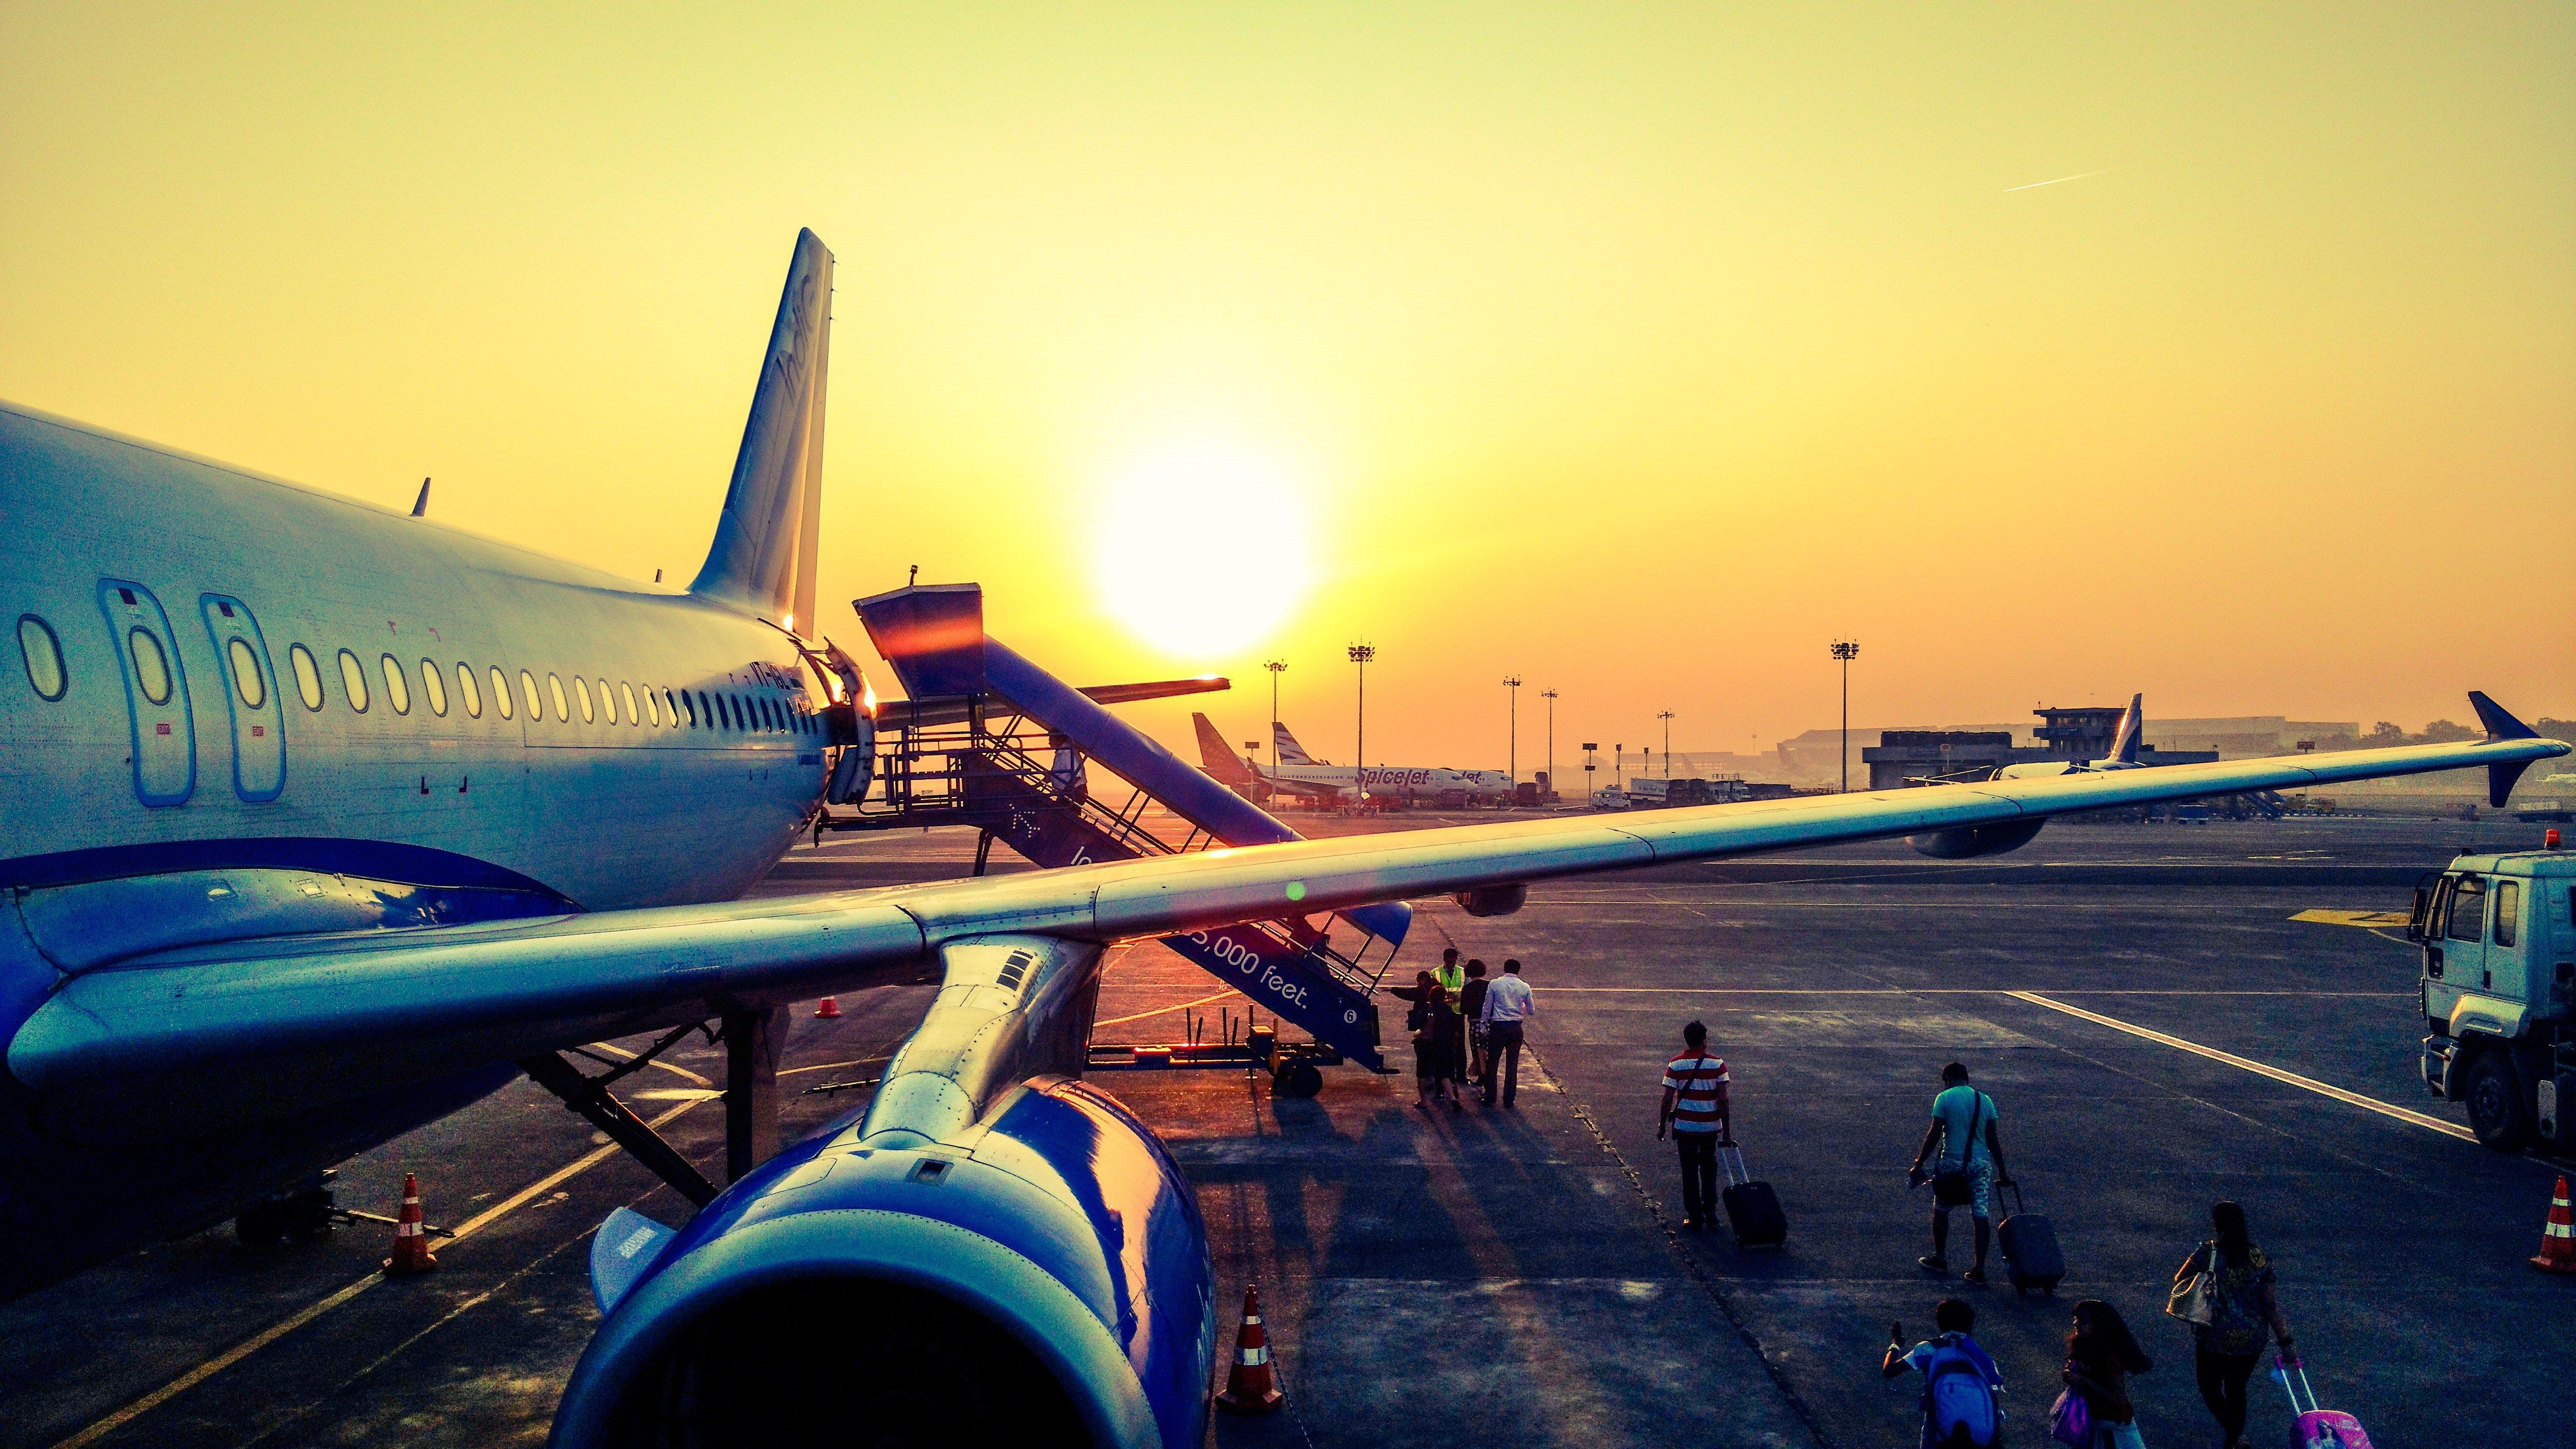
[
  {"left": 2167, "top": 1201, "right": 2294, "bottom": 1449},
  {"left": 1407, "top": 979, "right": 1459, "bottom": 1113},
  {"left": 2057, "top": 1298, "right": 2153, "bottom": 1448},
  {"left": 1656, "top": 1020, "right": 1732, "bottom": 1230},
  {"left": 1907, "top": 1062, "right": 2012, "bottom": 1284},
  {"left": 1881, "top": 1298, "right": 2004, "bottom": 1449}
]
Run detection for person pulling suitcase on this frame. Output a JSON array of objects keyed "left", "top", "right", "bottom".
[{"left": 1657, "top": 1020, "right": 1731, "bottom": 1230}]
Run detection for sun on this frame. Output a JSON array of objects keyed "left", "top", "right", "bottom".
[{"left": 1095, "top": 446, "right": 1312, "bottom": 659}]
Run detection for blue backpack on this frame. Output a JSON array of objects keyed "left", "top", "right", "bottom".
[{"left": 1922, "top": 1334, "right": 2000, "bottom": 1448}]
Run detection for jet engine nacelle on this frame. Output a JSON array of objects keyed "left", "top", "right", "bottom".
[
  {"left": 1452, "top": 883, "right": 1528, "bottom": 917},
  {"left": 552, "top": 1074, "right": 1217, "bottom": 1449},
  {"left": 1907, "top": 818, "right": 2048, "bottom": 859}
]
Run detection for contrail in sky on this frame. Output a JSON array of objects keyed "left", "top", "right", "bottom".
[{"left": 2004, "top": 169, "right": 2116, "bottom": 193}]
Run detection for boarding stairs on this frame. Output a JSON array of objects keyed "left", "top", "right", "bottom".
[{"left": 820, "top": 585, "right": 1405, "bottom": 1071}]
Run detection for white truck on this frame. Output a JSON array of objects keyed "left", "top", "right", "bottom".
[{"left": 2411, "top": 841, "right": 2576, "bottom": 1152}]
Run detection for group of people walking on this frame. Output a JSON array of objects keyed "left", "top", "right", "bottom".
[
  {"left": 1398, "top": 948, "right": 1532, "bottom": 1112},
  {"left": 1868, "top": 1059, "right": 2298, "bottom": 1449}
]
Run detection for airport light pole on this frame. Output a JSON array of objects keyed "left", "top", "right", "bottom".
[
  {"left": 1582, "top": 741, "right": 1597, "bottom": 802},
  {"left": 1264, "top": 659, "right": 1286, "bottom": 732},
  {"left": 1831, "top": 639, "right": 1860, "bottom": 793},
  {"left": 1541, "top": 689, "right": 1557, "bottom": 800},
  {"left": 1657, "top": 710, "right": 1675, "bottom": 777},
  {"left": 1348, "top": 644, "right": 1374, "bottom": 808},
  {"left": 1503, "top": 675, "right": 1522, "bottom": 783}
]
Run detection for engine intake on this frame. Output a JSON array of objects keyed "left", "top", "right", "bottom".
[{"left": 1907, "top": 818, "right": 2047, "bottom": 859}]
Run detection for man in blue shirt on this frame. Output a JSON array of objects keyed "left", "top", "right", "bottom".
[{"left": 1907, "top": 1062, "right": 2012, "bottom": 1283}]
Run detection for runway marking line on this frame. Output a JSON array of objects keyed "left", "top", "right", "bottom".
[
  {"left": 2290, "top": 909, "right": 2413, "bottom": 928},
  {"left": 50, "top": 1097, "right": 709, "bottom": 1449},
  {"left": 2004, "top": 991, "right": 2474, "bottom": 1143}
]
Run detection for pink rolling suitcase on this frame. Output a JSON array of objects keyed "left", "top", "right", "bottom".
[{"left": 2274, "top": 1357, "right": 2372, "bottom": 1449}]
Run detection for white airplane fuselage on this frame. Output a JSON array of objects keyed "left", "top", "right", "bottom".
[{"left": 0, "top": 402, "right": 833, "bottom": 1288}]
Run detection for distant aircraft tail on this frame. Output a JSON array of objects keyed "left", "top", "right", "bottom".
[
  {"left": 691, "top": 228, "right": 833, "bottom": 632},
  {"left": 2107, "top": 692, "right": 2144, "bottom": 765},
  {"left": 1193, "top": 713, "right": 1258, "bottom": 784},
  {"left": 1273, "top": 721, "right": 1319, "bottom": 765}
]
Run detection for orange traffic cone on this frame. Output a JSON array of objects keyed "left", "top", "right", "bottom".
[
  {"left": 813, "top": 996, "right": 844, "bottom": 1020},
  {"left": 382, "top": 1173, "right": 438, "bottom": 1277},
  {"left": 1214, "top": 1283, "right": 1284, "bottom": 1414},
  {"left": 2533, "top": 1176, "right": 2576, "bottom": 1275}
]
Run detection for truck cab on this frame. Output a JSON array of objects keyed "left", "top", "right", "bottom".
[{"left": 2412, "top": 845, "right": 2576, "bottom": 1151}]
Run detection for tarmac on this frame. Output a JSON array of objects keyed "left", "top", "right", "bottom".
[{"left": 4, "top": 811, "right": 2570, "bottom": 1446}]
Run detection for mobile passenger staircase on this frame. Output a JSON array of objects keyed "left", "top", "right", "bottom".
[{"left": 816, "top": 583, "right": 1409, "bottom": 1081}]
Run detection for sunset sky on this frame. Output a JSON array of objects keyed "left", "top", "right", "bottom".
[{"left": 5, "top": 4, "right": 2570, "bottom": 771}]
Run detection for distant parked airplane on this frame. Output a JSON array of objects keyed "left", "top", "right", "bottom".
[{"left": 1191, "top": 714, "right": 1516, "bottom": 805}]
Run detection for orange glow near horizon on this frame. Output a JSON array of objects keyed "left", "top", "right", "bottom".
[{"left": 2, "top": 6, "right": 2570, "bottom": 771}]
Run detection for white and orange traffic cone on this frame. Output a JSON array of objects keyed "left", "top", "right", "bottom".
[
  {"left": 813, "top": 996, "right": 843, "bottom": 1020},
  {"left": 1214, "top": 1283, "right": 1284, "bottom": 1414},
  {"left": 2532, "top": 1175, "right": 2576, "bottom": 1275},
  {"left": 382, "top": 1173, "right": 438, "bottom": 1277}
]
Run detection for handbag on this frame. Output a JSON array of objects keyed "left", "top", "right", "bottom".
[
  {"left": 1931, "top": 1092, "right": 1985, "bottom": 1207},
  {"left": 2047, "top": 1385, "right": 2092, "bottom": 1448},
  {"left": 2166, "top": 1244, "right": 2218, "bottom": 1327}
]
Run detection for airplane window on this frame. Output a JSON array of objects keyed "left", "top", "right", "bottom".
[
  {"left": 456, "top": 662, "right": 483, "bottom": 718},
  {"left": 18, "top": 616, "right": 66, "bottom": 700},
  {"left": 128, "top": 628, "right": 173, "bottom": 705},
  {"left": 621, "top": 681, "right": 638, "bottom": 725},
  {"left": 575, "top": 676, "right": 595, "bottom": 723},
  {"left": 227, "top": 638, "right": 267, "bottom": 709},
  {"left": 289, "top": 644, "right": 324, "bottom": 710},
  {"left": 379, "top": 654, "right": 411, "bottom": 715},
  {"left": 646, "top": 686, "right": 661, "bottom": 726},
  {"left": 2495, "top": 879, "right": 2520, "bottom": 949},
  {"left": 519, "top": 670, "right": 540, "bottom": 719},
  {"left": 699, "top": 691, "right": 715, "bottom": 727},
  {"left": 760, "top": 697, "right": 777, "bottom": 730},
  {"left": 548, "top": 673, "right": 569, "bottom": 722},
  {"left": 339, "top": 650, "right": 370, "bottom": 712},
  {"left": 419, "top": 658, "right": 447, "bottom": 716},
  {"left": 493, "top": 666, "right": 515, "bottom": 720},
  {"left": 600, "top": 678, "right": 617, "bottom": 724},
  {"left": 722, "top": 694, "right": 738, "bottom": 729}
]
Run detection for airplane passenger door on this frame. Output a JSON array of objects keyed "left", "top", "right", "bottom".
[
  {"left": 199, "top": 594, "right": 286, "bottom": 802},
  {"left": 96, "top": 579, "right": 196, "bottom": 807}
]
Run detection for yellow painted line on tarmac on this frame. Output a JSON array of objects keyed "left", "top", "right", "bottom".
[
  {"left": 2003, "top": 991, "right": 2474, "bottom": 1143},
  {"left": 2290, "top": 909, "right": 2413, "bottom": 927},
  {"left": 50, "top": 1097, "right": 708, "bottom": 1449}
]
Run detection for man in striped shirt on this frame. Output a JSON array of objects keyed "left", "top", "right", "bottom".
[{"left": 1658, "top": 1021, "right": 1732, "bottom": 1230}]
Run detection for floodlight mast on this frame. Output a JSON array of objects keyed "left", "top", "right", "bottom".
[
  {"left": 1264, "top": 659, "right": 1286, "bottom": 731},
  {"left": 1503, "top": 676, "right": 1523, "bottom": 784},
  {"left": 1541, "top": 689, "right": 1558, "bottom": 802},
  {"left": 1657, "top": 710, "right": 1675, "bottom": 777},
  {"left": 1348, "top": 644, "right": 1375, "bottom": 807},
  {"left": 1830, "top": 640, "right": 1861, "bottom": 792}
]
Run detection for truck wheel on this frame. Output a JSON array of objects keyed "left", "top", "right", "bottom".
[
  {"left": 1281, "top": 1062, "right": 1324, "bottom": 1098},
  {"left": 2464, "top": 1050, "right": 2534, "bottom": 1152}
]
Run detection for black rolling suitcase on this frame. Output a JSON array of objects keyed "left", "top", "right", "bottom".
[
  {"left": 1718, "top": 1143, "right": 1787, "bottom": 1248},
  {"left": 1996, "top": 1181, "right": 2064, "bottom": 1295}
]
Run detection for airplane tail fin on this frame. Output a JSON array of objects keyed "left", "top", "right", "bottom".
[
  {"left": 1273, "top": 721, "right": 1318, "bottom": 765},
  {"left": 2470, "top": 690, "right": 2543, "bottom": 806},
  {"left": 690, "top": 229, "right": 833, "bottom": 632},
  {"left": 1193, "top": 713, "right": 1257, "bottom": 784},
  {"left": 2108, "top": 692, "right": 2144, "bottom": 765}
]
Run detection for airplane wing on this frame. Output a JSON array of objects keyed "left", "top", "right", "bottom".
[{"left": 13, "top": 729, "right": 2562, "bottom": 1122}]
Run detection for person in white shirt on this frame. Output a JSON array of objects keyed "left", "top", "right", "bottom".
[{"left": 1478, "top": 958, "right": 1535, "bottom": 1107}]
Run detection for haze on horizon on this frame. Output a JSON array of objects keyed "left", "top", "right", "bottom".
[{"left": 4, "top": 4, "right": 2570, "bottom": 771}]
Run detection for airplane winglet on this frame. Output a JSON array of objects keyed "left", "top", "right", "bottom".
[
  {"left": 409, "top": 477, "right": 431, "bottom": 518},
  {"left": 2469, "top": 691, "right": 2542, "bottom": 806},
  {"left": 2469, "top": 691, "right": 2537, "bottom": 741}
]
